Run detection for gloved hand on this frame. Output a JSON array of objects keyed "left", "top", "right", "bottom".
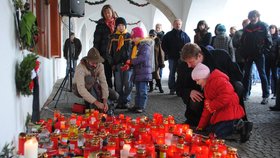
[
  {"left": 120, "top": 60, "right": 131, "bottom": 71},
  {"left": 121, "top": 64, "right": 130, "bottom": 71}
]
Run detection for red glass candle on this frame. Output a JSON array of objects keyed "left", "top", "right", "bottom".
[
  {"left": 46, "top": 118, "right": 53, "bottom": 133},
  {"left": 69, "top": 113, "right": 77, "bottom": 125},
  {"left": 18, "top": 132, "right": 26, "bottom": 155},
  {"left": 217, "top": 139, "right": 227, "bottom": 157},
  {"left": 226, "top": 147, "right": 238, "bottom": 158},
  {"left": 139, "top": 128, "right": 151, "bottom": 144},
  {"left": 50, "top": 133, "right": 59, "bottom": 149},
  {"left": 159, "top": 144, "right": 168, "bottom": 158},
  {"left": 93, "top": 110, "right": 99, "bottom": 118},
  {"left": 182, "top": 124, "right": 190, "bottom": 133},
  {"left": 107, "top": 141, "right": 116, "bottom": 156},
  {"left": 91, "top": 139, "right": 101, "bottom": 152},
  {"left": 156, "top": 135, "right": 165, "bottom": 145},
  {"left": 167, "top": 145, "right": 176, "bottom": 158},
  {"left": 136, "top": 149, "right": 147, "bottom": 158},
  {"left": 58, "top": 145, "right": 69, "bottom": 156},
  {"left": 150, "top": 125, "right": 158, "bottom": 143},
  {"left": 185, "top": 129, "right": 193, "bottom": 142},
  {"left": 175, "top": 143, "right": 184, "bottom": 157},
  {"left": 110, "top": 134, "right": 120, "bottom": 154},
  {"left": 69, "top": 137, "right": 78, "bottom": 151},
  {"left": 83, "top": 147, "right": 92, "bottom": 158},
  {"left": 146, "top": 143, "right": 156, "bottom": 158},
  {"left": 53, "top": 110, "right": 60, "bottom": 121},
  {"left": 60, "top": 132, "right": 68, "bottom": 145},
  {"left": 119, "top": 114, "right": 125, "bottom": 120},
  {"left": 184, "top": 145, "right": 190, "bottom": 154},
  {"left": 60, "top": 120, "right": 66, "bottom": 130},
  {"left": 46, "top": 149, "right": 59, "bottom": 157}
]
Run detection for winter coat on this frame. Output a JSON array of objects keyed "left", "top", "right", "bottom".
[
  {"left": 213, "top": 33, "right": 235, "bottom": 61},
  {"left": 240, "top": 21, "right": 272, "bottom": 59},
  {"left": 63, "top": 38, "right": 82, "bottom": 60},
  {"left": 197, "top": 69, "right": 245, "bottom": 129},
  {"left": 232, "top": 29, "right": 245, "bottom": 63},
  {"left": 152, "top": 37, "right": 165, "bottom": 79},
  {"left": 108, "top": 32, "right": 132, "bottom": 65},
  {"left": 94, "top": 18, "right": 114, "bottom": 62},
  {"left": 162, "top": 29, "right": 191, "bottom": 60},
  {"left": 176, "top": 47, "right": 243, "bottom": 105},
  {"left": 131, "top": 39, "right": 153, "bottom": 82},
  {"left": 269, "top": 34, "right": 280, "bottom": 64},
  {"left": 194, "top": 31, "right": 212, "bottom": 47},
  {"left": 73, "top": 58, "right": 109, "bottom": 104},
  {"left": 156, "top": 31, "right": 165, "bottom": 41}
]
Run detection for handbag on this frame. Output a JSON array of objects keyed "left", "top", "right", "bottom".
[{"left": 71, "top": 103, "right": 86, "bottom": 114}]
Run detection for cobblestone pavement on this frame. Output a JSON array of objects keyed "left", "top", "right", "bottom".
[{"left": 41, "top": 80, "right": 280, "bottom": 158}]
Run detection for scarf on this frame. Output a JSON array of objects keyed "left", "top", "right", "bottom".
[
  {"left": 131, "top": 39, "right": 143, "bottom": 59},
  {"left": 105, "top": 18, "right": 115, "bottom": 33},
  {"left": 115, "top": 29, "right": 128, "bottom": 51}
]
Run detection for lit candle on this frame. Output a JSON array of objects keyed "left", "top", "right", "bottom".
[
  {"left": 185, "top": 129, "right": 193, "bottom": 142},
  {"left": 121, "top": 144, "right": 131, "bottom": 158},
  {"left": 24, "top": 137, "right": 38, "bottom": 158}
]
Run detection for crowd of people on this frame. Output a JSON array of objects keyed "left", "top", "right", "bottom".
[{"left": 62, "top": 5, "right": 280, "bottom": 142}]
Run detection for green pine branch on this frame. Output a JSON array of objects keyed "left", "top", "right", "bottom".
[{"left": 15, "top": 53, "right": 38, "bottom": 96}]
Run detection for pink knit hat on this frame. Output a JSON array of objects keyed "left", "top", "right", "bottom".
[
  {"left": 191, "top": 63, "right": 210, "bottom": 80},
  {"left": 131, "top": 27, "right": 144, "bottom": 38}
]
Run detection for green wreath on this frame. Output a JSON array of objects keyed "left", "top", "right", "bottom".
[{"left": 15, "top": 53, "right": 38, "bottom": 96}]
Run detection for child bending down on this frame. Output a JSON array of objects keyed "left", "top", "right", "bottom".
[{"left": 191, "top": 63, "right": 253, "bottom": 142}]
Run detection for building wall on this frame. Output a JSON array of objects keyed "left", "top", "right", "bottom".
[{"left": 0, "top": 1, "right": 54, "bottom": 148}]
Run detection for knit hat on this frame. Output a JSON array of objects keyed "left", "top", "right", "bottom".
[
  {"left": 131, "top": 27, "right": 144, "bottom": 38},
  {"left": 217, "top": 24, "right": 226, "bottom": 34},
  {"left": 115, "top": 17, "right": 127, "bottom": 28},
  {"left": 191, "top": 63, "right": 210, "bottom": 80},
  {"left": 149, "top": 29, "right": 157, "bottom": 36},
  {"left": 86, "top": 47, "right": 104, "bottom": 63}
]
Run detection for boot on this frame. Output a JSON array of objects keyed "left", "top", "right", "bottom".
[
  {"left": 156, "top": 79, "right": 164, "bottom": 93},
  {"left": 148, "top": 81, "right": 153, "bottom": 92}
]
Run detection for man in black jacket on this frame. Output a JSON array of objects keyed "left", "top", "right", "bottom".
[
  {"left": 162, "top": 19, "right": 191, "bottom": 95},
  {"left": 177, "top": 43, "right": 246, "bottom": 126},
  {"left": 63, "top": 32, "right": 82, "bottom": 76},
  {"left": 240, "top": 10, "right": 272, "bottom": 104}
]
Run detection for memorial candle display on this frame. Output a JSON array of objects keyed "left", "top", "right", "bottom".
[{"left": 17, "top": 110, "right": 240, "bottom": 157}]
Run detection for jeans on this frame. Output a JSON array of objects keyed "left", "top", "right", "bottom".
[
  {"left": 243, "top": 54, "right": 269, "bottom": 98},
  {"left": 66, "top": 59, "right": 77, "bottom": 77},
  {"left": 159, "top": 68, "right": 163, "bottom": 78},
  {"left": 114, "top": 64, "right": 133, "bottom": 104},
  {"left": 168, "top": 59, "right": 178, "bottom": 91},
  {"left": 134, "top": 81, "right": 148, "bottom": 110},
  {"left": 209, "top": 119, "right": 240, "bottom": 139}
]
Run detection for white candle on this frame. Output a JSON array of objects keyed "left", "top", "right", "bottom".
[
  {"left": 121, "top": 144, "right": 131, "bottom": 158},
  {"left": 24, "top": 137, "right": 38, "bottom": 158}
]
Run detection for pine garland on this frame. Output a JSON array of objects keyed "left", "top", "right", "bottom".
[
  {"left": 15, "top": 53, "right": 38, "bottom": 96},
  {"left": 127, "top": 0, "right": 150, "bottom": 7},
  {"left": 85, "top": 0, "right": 107, "bottom": 5}
]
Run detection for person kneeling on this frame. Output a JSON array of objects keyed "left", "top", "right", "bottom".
[
  {"left": 73, "top": 47, "right": 118, "bottom": 114},
  {"left": 191, "top": 63, "right": 253, "bottom": 143}
]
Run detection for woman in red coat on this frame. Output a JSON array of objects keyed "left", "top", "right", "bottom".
[{"left": 191, "top": 63, "right": 252, "bottom": 142}]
